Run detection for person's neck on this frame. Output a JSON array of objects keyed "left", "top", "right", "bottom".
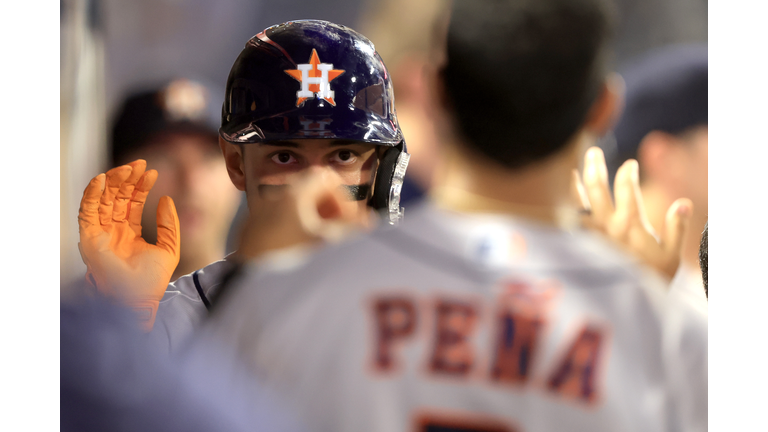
[
  {"left": 641, "top": 182, "right": 707, "bottom": 268},
  {"left": 430, "top": 134, "right": 586, "bottom": 227}
]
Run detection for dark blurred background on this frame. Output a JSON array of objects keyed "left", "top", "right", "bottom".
[{"left": 60, "top": 0, "right": 707, "bottom": 288}]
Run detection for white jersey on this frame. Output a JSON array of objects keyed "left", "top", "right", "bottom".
[
  {"left": 669, "top": 263, "right": 708, "bottom": 317},
  {"left": 198, "top": 202, "right": 708, "bottom": 432},
  {"left": 149, "top": 256, "right": 236, "bottom": 353}
]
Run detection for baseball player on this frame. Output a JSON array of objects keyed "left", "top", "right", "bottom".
[
  {"left": 77, "top": 20, "right": 411, "bottom": 349},
  {"left": 193, "top": 1, "right": 707, "bottom": 431}
]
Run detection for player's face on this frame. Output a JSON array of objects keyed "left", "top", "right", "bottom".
[{"left": 240, "top": 139, "right": 379, "bottom": 219}]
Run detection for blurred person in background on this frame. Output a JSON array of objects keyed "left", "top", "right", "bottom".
[
  {"left": 603, "top": 44, "right": 708, "bottom": 312},
  {"left": 109, "top": 78, "right": 243, "bottom": 281},
  {"left": 193, "top": 1, "right": 707, "bottom": 430}
]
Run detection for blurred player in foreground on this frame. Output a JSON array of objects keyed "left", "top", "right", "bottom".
[
  {"left": 603, "top": 44, "right": 708, "bottom": 312},
  {"left": 194, "top": 1, "right": 707, "bottom": 431},
  {"left": 61, "top": 282, "right": 304, "bottom": 432},
  {"left": 109, "top": 79, "right": 243, "bottom": 280},
  {"left": 77, "top": 20, "right": 411, "bottom": 346}
]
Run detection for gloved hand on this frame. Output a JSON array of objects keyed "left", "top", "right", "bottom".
[{"left": 77, "top": 160, "right": 181, "bottom": 331}]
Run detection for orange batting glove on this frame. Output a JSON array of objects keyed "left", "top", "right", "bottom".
[{"left": 77, "top": 160, "right": 181, "bottom": 331}]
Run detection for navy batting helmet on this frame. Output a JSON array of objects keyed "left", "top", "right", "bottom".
[{"left": 220, "top": 20, "right": 410, "bottom": 224}]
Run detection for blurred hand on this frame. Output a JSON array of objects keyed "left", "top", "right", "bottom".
[
  {"left": 77, "top": 160, "right": 180, "bottom": 330},
  {"left": 571, "top": 147, "right": 692, "bottom": 280},
  {"left": 235, "top": 172, "right": 374, "bottom": 260}
]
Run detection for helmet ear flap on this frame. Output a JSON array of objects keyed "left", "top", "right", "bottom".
[
  {"left": 370, "top": 147, "right": 401, "bottom": 211},
  {"left": 369, "top": 143, "right": 410, "bottom": 224}
]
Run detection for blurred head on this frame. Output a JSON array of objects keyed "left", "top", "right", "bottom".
[
  {"left": 607, "top": 44, "right": 708, "bottom": 210},
  {"left": 111, "top": 79, "right": 242, "bottom": 257},
  {"left": 218, "top": 20, "right": 410, "bottom": 225},
  {"left": 439, "top": 0, "right": 618, "bottom": 170}
]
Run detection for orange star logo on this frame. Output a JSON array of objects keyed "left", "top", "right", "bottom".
[{"left": 285, "top": 49, "right": 345, "bottom": 106}]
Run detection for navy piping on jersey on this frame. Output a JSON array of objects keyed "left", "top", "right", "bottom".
[
  {"left": 207, "top": 262, "right": 246, "bottom": 316},
  {"left": 192, "top": 270, "right": 212, "bottom": 311}
]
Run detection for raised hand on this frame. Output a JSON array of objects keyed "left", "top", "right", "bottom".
[
  {"left": 572, "top": 147, "right": 692, "bottom": 280},
  {"left": 77, "top": 160, "right": 180, "bottom": 330},
  {"left": 235, "top": 172, "right": 372, "bottom": 260}
]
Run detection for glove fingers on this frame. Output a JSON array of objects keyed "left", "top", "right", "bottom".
[
  {"left": 155, "top": 195, "right": 181, "bottom": 260},
  {"left": 634, "top": 174, "right": 658, "bottom": 242},
  {"left": 663, "top": 198, "right": 693, "bottom": 259},
  {"left": 610, "top": 159, "right": 640, "bottom": 239},
  {"left": 78, "top": 173, "right": 106, "bottom": 236},
  {"left": 99, "top": 165, "right": 132, "bottom": 226},
  {"left": 569, "top": 168, "right": 594, "bottom": 229},
  {"left": 128, "top": 170, "right": 158, "bottom": 236},
  {"left": 114, "top": 160, "right": 146, "bottom": 224},
  {"left": 570, "top": 168, "right": 591, "bottom": 210},
  {"left": 582, "top": 147, "right": 614, "bottom": 231}
]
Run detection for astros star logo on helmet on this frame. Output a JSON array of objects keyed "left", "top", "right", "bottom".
[{"left": 285, "top": 49, "right": 345, "bottom": 106}]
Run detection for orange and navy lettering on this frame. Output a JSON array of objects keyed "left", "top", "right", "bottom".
[
  {"left": 546, "top": 325, "right": 606, "bottom": 404},
  {"left": 490, "top": 282, "right": 555, "bottom": 385},
  {"left": 372, "top": 297, "right": 417, "bottom": 372},
  {"left": 429, "top": 299, "right": 478, "bottom": 376},
  {"left": 368, "top": 285, "right": 608, "bottom": 408}
]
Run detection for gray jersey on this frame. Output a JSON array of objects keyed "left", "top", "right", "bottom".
[
  {"left": 150, "top": 257, "right": 236, "bottom": 353},
  {"left": 669, "top": 263, "right": 708, "bottom": 317},
  {"left": 199, "top": 202, "right": 708, "bottom": 432}
]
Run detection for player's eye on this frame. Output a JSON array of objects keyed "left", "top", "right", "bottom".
[
  {"left": 331, "top": 149, "right": 358, "bottom": 165},
  {"left": 271, "top": 152, "right": 297, "bottom": 165}
]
